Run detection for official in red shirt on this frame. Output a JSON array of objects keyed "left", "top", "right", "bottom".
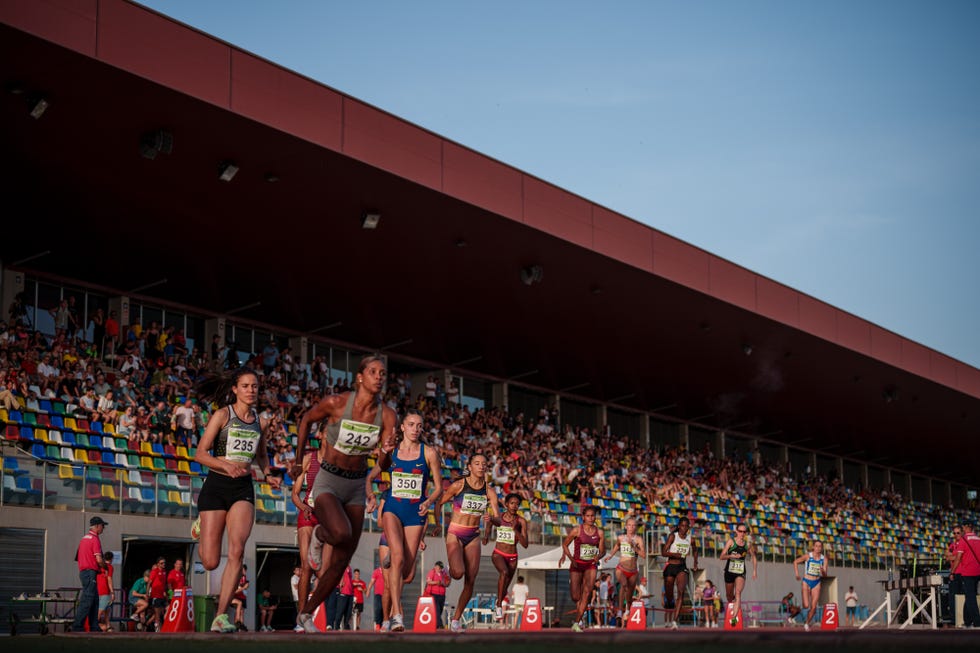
[
  {"left": 951, "top": 521, "right": 980, "bottom": 627},
  {"left": 148, "top": 557, "right": 168, "bottom": 630},
  {"left": 351, "top": 569, "right": 367, "bottom": 628},
  {"left": 167, "top": 559, "right": 186, "bottom": 592},
  {"left": 72, "top": 516, "right": 107, "bottom": 632}
]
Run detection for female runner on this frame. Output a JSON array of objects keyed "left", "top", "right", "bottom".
[
  {"left": 661, "top": 516, "right": 699, "bottom": 629},
  {"left": 720, "top": 523, "right": 757, "bottom": 626},
  {"left": 793, "top": 540, "right": 828, "bottom": 631},
  {"left": 484, "top": 492, "right": 529, "bottom": 620},
  {"left": 289, "top": 447, "right": 322, "bottom": 618},
  {"left": 289, "top": 354, "right": 396, "bottom": 633},
  {"left": 439, "top": 453, "right": 501, "bottom": 632},
  {"left": 194, "top": 367, "right": 281, "bottom": 633},
  {"left": 603, "top": 517, "right": 645, "bottom": 626},
  {"left": 559, "top": 505, "right": 605, "bottom": 632},
  {"left": 366, "top": 409, "right": 442, "bottom": 632}
]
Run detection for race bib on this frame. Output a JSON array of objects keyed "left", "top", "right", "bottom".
[
  {"left": 806, "top": 560, "right": 823, "bottom": 577},
  {"left": 579, "top": 544, "right": 599, "bottom": 561},
  {"left": 460, "top": 493, "right": 487, "bottom": 516},
  {"left": 391, "top": 471, "right": 423, "bottom": 500},
  {"left": 621, "top": 542, "right": 635, "bottom": 558},
  {"left": 729, "top": 559, "right": 745, "bottom": 574},
  {"left": 332, "top": 419, "right": 380, "bottom": 456},
  {"left": 225, "top": 427, "right": 259, "bottom": 463},
  {"left": 673, "top": 542, "right": 690, "bottom": 556},
  {"left": 496, "top": 526, "right": 515, "bottom": 546}
]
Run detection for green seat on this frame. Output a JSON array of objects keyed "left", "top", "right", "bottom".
[
  {"left": 152, "top": 457, "right": 166, "bottom": 472},
  {"left": 23, "top": 412, "right": 38, "bottom": 426}
]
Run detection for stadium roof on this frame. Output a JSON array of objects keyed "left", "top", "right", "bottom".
[{"left": 2, "top": 1, "right": 978, "bottom": 486}]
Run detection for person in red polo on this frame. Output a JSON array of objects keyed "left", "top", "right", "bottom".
[
  {"left": 167, "top": 558, "right": 186, "bottom": 593},
  {"left": 73, "top": 516, "right": 108, "bottom": 632},
  {"left": 951, "top": 521, "right": 980, "bottom": 628}
]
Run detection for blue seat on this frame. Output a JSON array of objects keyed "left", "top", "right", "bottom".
[
  {"left": 50, "top": 415, "right": 65, "bottom": 429},
  {"left": 2, "top": 457, "right": 30, "bottom": 476},
  {"left": 90, "top": 421, "right": 104, "bottom": 435},
  {"left": 14, "top": 475, "right": 41, "bottom": 498},
  {"left": 61, "top": 431, "right": 76, "bottom": 446},
  {"left": 9, "top": 410, "right": 24, "bottom": 425},
  {"left": 19, "top": 426, "right": 36, "bottom": 443},
  {"left": 189, "top": 462, "right": 203, "bottom": 475},
  {"left": 101, "top": 451, "right": 118, "bottom": 467},
  {"left": 151, "top": 443, "right": 165, "bottom": 457},
  {"left": 31, "top": 443, "right": 48, "bottom": 459}
]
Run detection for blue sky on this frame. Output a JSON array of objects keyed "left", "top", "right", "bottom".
[{"left": 140, "top": 1, "right": 980, "bottom": 368}]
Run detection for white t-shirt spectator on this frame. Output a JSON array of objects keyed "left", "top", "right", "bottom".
[
  {"left": 510, "top": 581, "right": 530, "bottom": 606},
  {"left": 845, "top": 590, "right": 858, "bottom": 608}
]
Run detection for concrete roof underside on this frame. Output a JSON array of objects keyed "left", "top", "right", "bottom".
[{"left": 2, "top": 1, "right": 978, "bottom": 485}]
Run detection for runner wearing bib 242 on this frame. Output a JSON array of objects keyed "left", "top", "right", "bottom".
[{"left": 289, "top": 354, "right": 397, "bottom": 634}]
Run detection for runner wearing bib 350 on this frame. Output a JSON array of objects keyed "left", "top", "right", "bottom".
[
  {"left": 440, "top": 453, "right": 502, "bottom": 633},
  {"left": 485, "top": 492, "right": 529, "bottom": 620},
  {"left": 289, "top": 354, "right": 397, "bottom": 634},
  {"left": 560, "top": 505, "right": 605, "bottom": 632},
  {"left": 720, "top": 523, "right": 757, "bottom": 627},
  {"left": 365, "top": 409, "right": 442, "bottom": 632},
  {"left": 604, "top": 517, "right": 645, "bottom": 626},
  {"left": 194, "top": 368, "right": 281, "bottom": 633},
  {"left": 793, "top": 540, "right": 828, "bottom": 631}
]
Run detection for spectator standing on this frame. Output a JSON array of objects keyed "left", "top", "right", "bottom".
[
  {"left": 351, "top": 569, "right": 367, "bottom": 630},
  {"left": 289, "top": 565, "right": 303, "bottom": 632},
  {"left": 104, "top": 310, "right": 119, "bottom": 360},
  {"left": 425, "top": 561, "right": 450, "bottom": 629},
  {"left": 950, "top": 521, "right": 980, "bottom": 628},
  {"left": 167, "top": 558, "right": 186, "bottom": 592},
  {"left": 148, "top": 557, "right": 168, "bottom": 630},
  {"left": 261, "top": 340, "right": 279, "bottom": 375},
  {"left": 844, "top": 586, "right": 859, "bottom": 627},
  {"left": 72, "top": 516, "right": 107, "bottom": 633},
  {"left": 367, "top": 563, "right": 387, "bottom": 631},
  {"left": 96, "top": 550, "right": 114, "bottom": 631},
  {"left": 173, "top": 399, "right": 198, "bottom": 446}
]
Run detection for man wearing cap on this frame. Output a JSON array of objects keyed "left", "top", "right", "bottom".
[
  {"left": 73, "top": 516, "right": 108, "bottom": 632},
  {"left": 425, "top": 561, "right": 450, "bottom": 629}
]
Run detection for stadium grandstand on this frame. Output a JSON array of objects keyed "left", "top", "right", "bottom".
[{"left": 1, "top": 0, "right": 978, "bottom": 640}]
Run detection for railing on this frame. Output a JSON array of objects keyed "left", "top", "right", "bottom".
[{"left": 0, "top": 448, "right": 942, "bottom": 571}]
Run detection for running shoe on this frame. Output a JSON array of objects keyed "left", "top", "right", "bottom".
[
  {"left": 294, "top": 624, "right": 305, "bottom": 632},
  {"left": 450, "top": 619, "right": 462, "bottom": 633},
  {"left": 210, "top": 613, "right": 237, "bottom": 633},
  {"left": 297, "top": 612, "right": 319, "bottom": 634},
  {"left": 670, "top": 620, "right": 679, "bottom": 630},
  {"left": 190, "top": 516, "right": 201, "bottom": 541},
  {"left": 391, "top": 614, "right": 405, "bottom": 632},
  {"left": 571, "top": 622, "right": 583, "bottom": 632},
  {"left": 495, "top": 606, "right": 503, "bottom": 620},
  {"left": 308, "top": 527, "right": 324, "bottom": 572},
  {"left": 804, "top": 623, "right": 810, "bottom": 632},
  {"left": 381, "top": 619, "right": 390, "bottom": 632}
]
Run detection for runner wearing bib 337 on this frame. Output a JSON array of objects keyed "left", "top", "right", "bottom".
[
  {"left": 289, "top": 354, "right": 397, "bottom": 633},
  {"left": 485, "top": 492, "right": 529, "bottom": 620},
  {"left": 604, "top": 517, "right": 645, "bottom": 626},
  {"left": 194, "top": 368, "right": 281, "bottom": 633},
  {"left": 793, "top": 540, "right": 828, "bottom": 631},
  {"left": 365, "top": 409, "right": 442, "bottom": 632},
  {"left": 560, "top": 505, "right": 605, "bottom": 632},
  {"left": 720, "top": 523, "right": 757, "bottom": 627},
  {"left": 440, "top": 453, "right": 501, "bottom": 632}
]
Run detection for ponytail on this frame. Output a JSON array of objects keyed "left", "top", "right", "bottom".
[{"left": 195, "top": 367, "right": 258, "bottom": 406}]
